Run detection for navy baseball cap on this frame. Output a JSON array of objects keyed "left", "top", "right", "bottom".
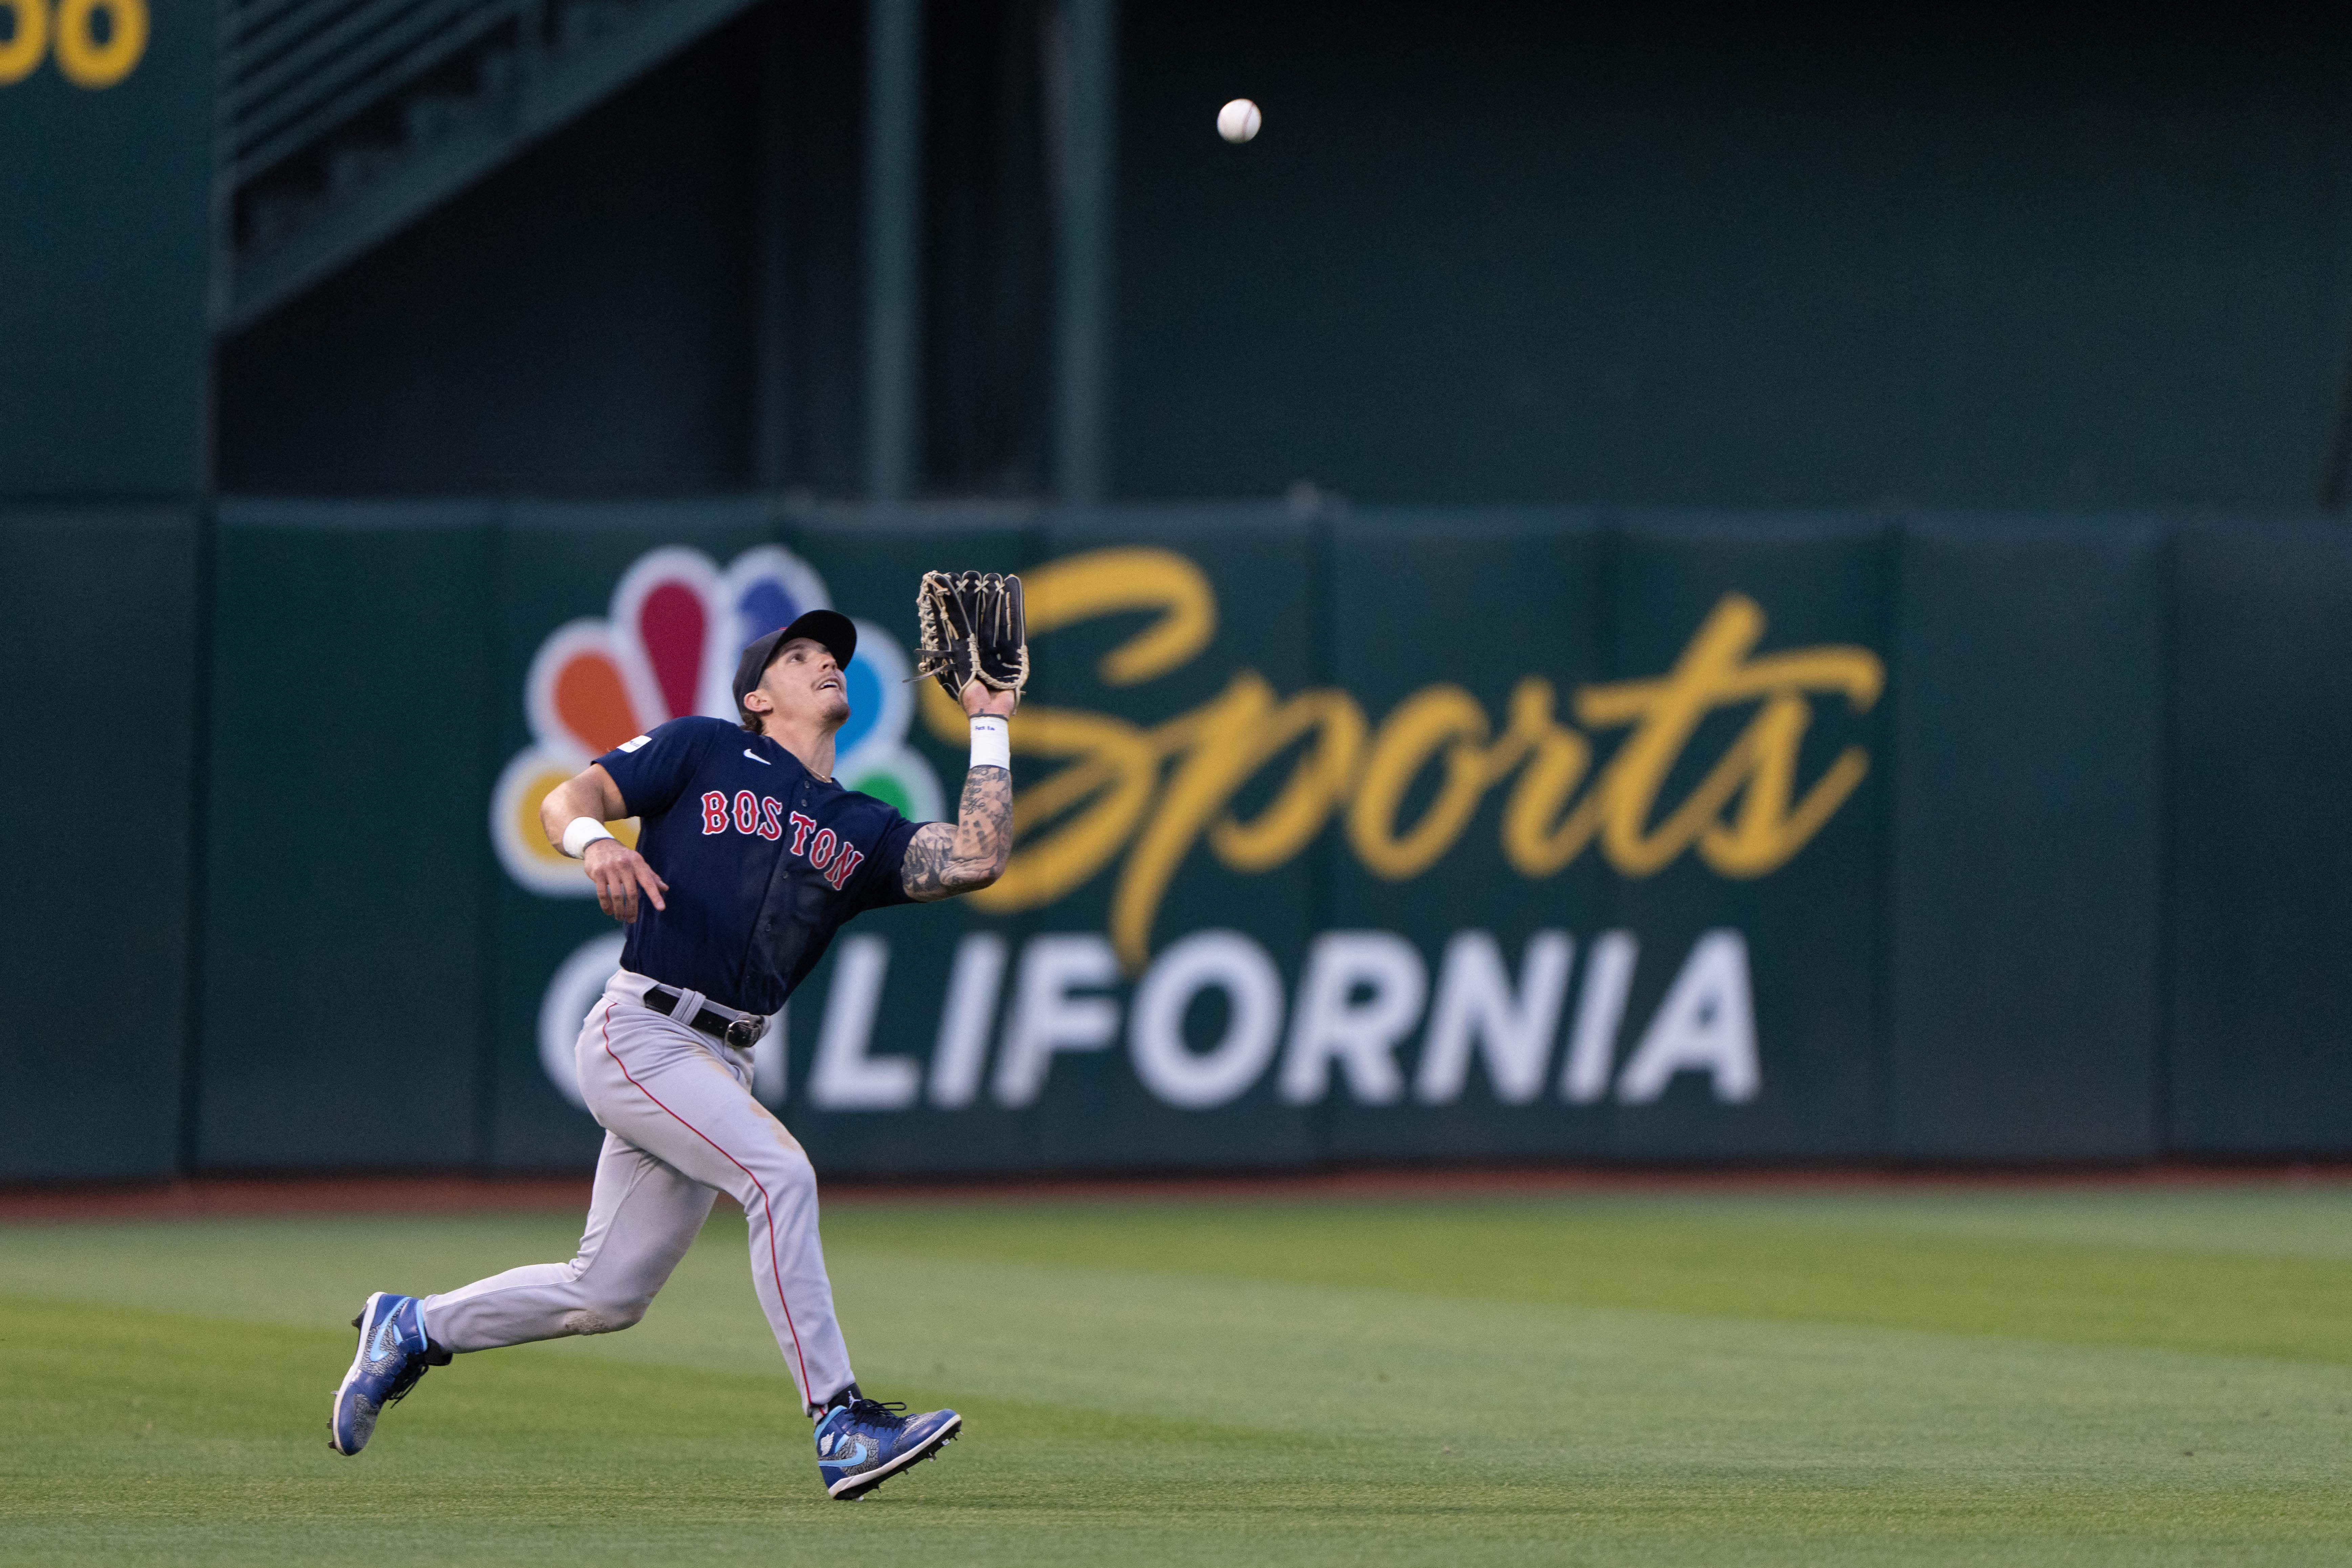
[{"left": 733, "top": 610, "right": 858, "bottom": 716}]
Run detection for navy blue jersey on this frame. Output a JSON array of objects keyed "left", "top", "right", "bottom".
[{"left": 595, "top": 716, "right": 926, "bottom": 1014}]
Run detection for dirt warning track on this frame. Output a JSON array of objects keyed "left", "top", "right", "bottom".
[{"left": 4, "top": 1160, "right": 2349, "bottom": 1223}]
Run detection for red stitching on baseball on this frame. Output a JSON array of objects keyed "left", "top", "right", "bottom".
[{"left": 600, "top": 1001, "right": 815, "bottom": 1402}]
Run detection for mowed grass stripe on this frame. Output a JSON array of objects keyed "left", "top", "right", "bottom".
[
  {"left": 8, "top": 1192, "right": 2352, "bottom": 1364},
  {"left": 5, "top": 1292, "right": 2350, "bottom": 1568},
  {"left": 827, "top": 1198, "right": 2352, "bottom": 1363},
  {"left": 0, "top": 1291, "right": 1280, "bottom": 1455}
]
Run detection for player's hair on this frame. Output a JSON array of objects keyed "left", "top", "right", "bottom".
[{"left": 740, "top": 711, "right": 763, "bottom": 736}]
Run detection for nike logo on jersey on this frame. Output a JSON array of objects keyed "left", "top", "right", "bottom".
[
  {"left": 742, "top": 749, "right": 771, "bottom": 765},
  {"left": 699, "top": 791, "right": 868, "bottom": 890}
]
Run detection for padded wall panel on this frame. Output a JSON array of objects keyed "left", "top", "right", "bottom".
[
  {"left": 1888, "top": 521, "right": 2165, "bottom": 1159},
  {"left": 2168, "top": 525, "right": 2352, "bottom": 1153},
  {"left": 0, "top": 507, "right": 196, "bottom": 1179},
  {"left": 198, "top": 503, "right": 498, "bottom": 1167}
]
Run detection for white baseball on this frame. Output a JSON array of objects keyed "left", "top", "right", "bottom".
[{"left": 1217, "top": 99, "right": 1261, "bottom": 143}]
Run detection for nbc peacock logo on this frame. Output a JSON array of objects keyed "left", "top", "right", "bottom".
[{"left": 491, "top": 543, "right": 944, "bottom": 898}]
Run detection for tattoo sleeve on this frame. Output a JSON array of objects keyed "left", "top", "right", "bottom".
[{"left": 902, "top": 764, "right": 1013, "bottom": 901}]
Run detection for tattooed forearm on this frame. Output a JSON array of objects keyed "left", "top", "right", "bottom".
[{"left": 902, "top": 765, "right": 1013, "bottom": 901}]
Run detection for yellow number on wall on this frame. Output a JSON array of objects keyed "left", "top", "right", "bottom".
[
  {"left": 0, "top": 0, "right": 144, "bottom": 86},
  {"left": 0, "top": 0, "right": 48, "bottom": 85},
  {"left": 52, "top": 0, "right": 143, "bottom": 87}
]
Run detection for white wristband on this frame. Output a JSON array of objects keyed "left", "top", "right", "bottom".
[
  {"left": 969, "top": 714, "right": 1010, "bottom": 772},
  {"left": 562, "top": 817, "right": 617, "bottom": 859}
]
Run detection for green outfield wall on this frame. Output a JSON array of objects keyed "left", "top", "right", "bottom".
[
  {"left": 0, "top": 503, "right": 198, "bottom": 1179},
  {"left": 130, "top": 504, "right": 2345, "bottom": 1176},
  {"left": 6, "top": 503, "right": 2349, "bottom": 1179}
]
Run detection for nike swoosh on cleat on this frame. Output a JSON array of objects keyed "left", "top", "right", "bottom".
[
  {"left": 826, "top": 1415, "right": 958, "bottom": 1500},
  {"left": 743, "top": 750, "right": 771, "bottom": 764},
  {"left": 827, "top": 1439, "right": 871, "bottom": 1467},
  {"left": 372, "top": 1319, "right": 401, "bottom": 1361}
]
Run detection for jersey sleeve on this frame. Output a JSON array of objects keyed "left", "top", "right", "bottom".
[
  {"left": 847, "top": 808, "right": 928, "bottom": 914},
  {"left": 596, "top": 717, "right": 720, "bottom": 820}
]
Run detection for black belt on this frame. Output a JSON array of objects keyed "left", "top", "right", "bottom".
[{"left": 644, "top": 985, "right": 767, "bottom": 1050}]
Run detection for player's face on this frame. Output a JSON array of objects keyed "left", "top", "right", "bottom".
[{"left": 758, "top": 637, "right": 850, "bottom": 731}]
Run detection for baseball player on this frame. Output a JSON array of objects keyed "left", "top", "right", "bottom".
[{"left": 329, "top": 572, "right": 1027, "bottom": 1502}]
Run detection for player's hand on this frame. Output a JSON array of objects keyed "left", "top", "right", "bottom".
[
  {"left": 584, "top": 839, "right": 668, "bottom": 923},
  {"left": 960, "top": 678, "right": 1017, "bottom": 718}
]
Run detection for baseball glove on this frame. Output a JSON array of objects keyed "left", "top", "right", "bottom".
[{"left": 914, "top": 570, "right": 1029, "bottom": 706}]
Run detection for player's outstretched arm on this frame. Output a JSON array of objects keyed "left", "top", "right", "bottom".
[
  {"left": 541, "top": 764, "right": 669, "bottom": 923},
  {"left": 902, "top": 683, "right": 1015, "bottom": 902}
]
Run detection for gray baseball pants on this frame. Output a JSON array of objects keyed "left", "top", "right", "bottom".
[{"left": 420, "top": 969, "right": 854, "bottom": 1412}]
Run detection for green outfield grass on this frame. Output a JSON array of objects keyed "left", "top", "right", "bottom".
[{"left": 5, "top": 1186, "right": 2352, "bottom": 1566}]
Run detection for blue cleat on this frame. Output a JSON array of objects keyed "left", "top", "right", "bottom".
[
  {"left": 813, "top": 1394, "right": 962, "bottom": 1500},
  {"left": 328, "top": 1291, "right": 447, "bottom": 1456}
]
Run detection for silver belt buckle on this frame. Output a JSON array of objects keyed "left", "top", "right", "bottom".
[{"left": 723, "top": 1014, "right": 764, "bottom": 1051}]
